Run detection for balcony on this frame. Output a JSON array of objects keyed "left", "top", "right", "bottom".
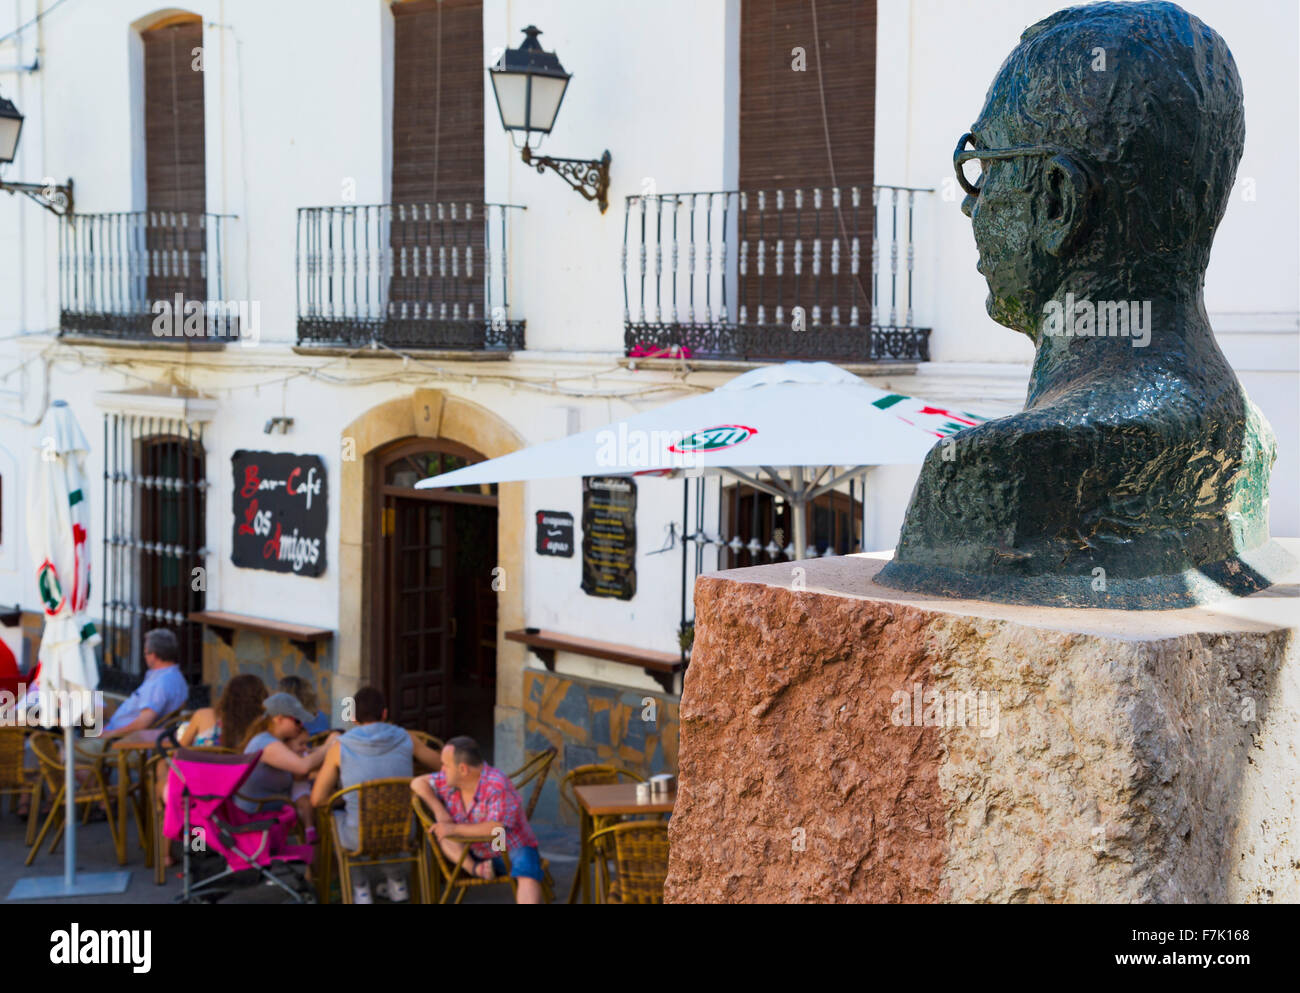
[
  {"left": 59, "top": 211, "right": 237, "bottom": 345},
  {"left": 295, "top": 202, "right": 524, "bottom": 353},
  {"left": 622, "top": 185, "right": 931, "bottom": 364}
]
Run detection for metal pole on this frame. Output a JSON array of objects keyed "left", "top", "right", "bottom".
[
  {"left": 64, "top": 724, "right": 75, "bottom": 887},
  {"left": 791, "top": 466, "right": 807, "bottom": 560}
]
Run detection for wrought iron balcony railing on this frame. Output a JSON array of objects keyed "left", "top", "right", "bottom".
[
  {"left": 623, "top": 185, "right": 931, "bottom": 363},
  {"left": 296, "top": 201, "right": 524, "bottom": 352},
  {"left": 59, "top": 211, "right": 237, "bottom": 343}
]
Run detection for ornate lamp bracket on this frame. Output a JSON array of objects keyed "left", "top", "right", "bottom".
[
  {"left": 1, "top": 177, "right": 74, "bottom": 218},
  {"left": 520, "top": 147, "right": 611, "bottom": 214}
]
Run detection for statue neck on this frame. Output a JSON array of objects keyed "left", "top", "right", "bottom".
[{"left": 1026, "top": 272, "right": 1211, "bottom": 407}]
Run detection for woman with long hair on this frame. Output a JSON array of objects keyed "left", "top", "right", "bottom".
[{"left": 179, "top": 673, "right": 268, "bottom": 750}]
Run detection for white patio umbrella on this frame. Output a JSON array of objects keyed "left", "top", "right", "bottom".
[
  {"left": 9, "top": 400, "right": 130, "bottom": 900},
  {"left": 416, "top": 362, "right": 988, "bottom": 558}
]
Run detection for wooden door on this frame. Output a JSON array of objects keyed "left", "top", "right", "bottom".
[
  {"left": 384, "top": 495, "right": 454, "bottom": 733},
  {"left": 372, "top": 438, "right": 498, "bottom": 737}
]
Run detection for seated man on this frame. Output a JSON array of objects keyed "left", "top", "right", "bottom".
[
  {"left": 79, "top": 628, "right": 189, "bottom": 756},
  {"left": 310, "top": 686, "right": 442, "bottom": 904},
  {"left": 411, "top": 735, "right": 544, "bottom": 904}
]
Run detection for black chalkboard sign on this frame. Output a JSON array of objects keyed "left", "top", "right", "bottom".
[
  {"left": 581, "top": 476, "right": 636, "bottom": 600},
  {"left": 536, "top": 510, "right": 575, "bottom": 557},
  {"left": 231, "top": 451, "right": 327, "bottom": 576}
]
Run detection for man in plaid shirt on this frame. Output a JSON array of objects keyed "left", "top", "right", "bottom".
[{"left": 411, "top": 735, "right": 544, "bottom": 903}]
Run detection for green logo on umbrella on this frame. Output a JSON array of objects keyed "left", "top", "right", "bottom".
[
  {"left": 36, "top": 560, "right": 64, "bottom": 614},
  {"left": 668, "top": 424, "right": 757, "bottom": 453}
]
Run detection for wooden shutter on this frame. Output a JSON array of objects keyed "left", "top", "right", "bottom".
[
  {"left": 389, "top": 0, "right": 486, "bottom": 338},
  {"left": 143, "top": 17, "right": 206, "bottom": 213},
  {"left": 738, "top": 0, "right": 876, "bottom": 339},
  {"left": 739, "top": 0, "right": 875, "bottom": 191},
  {"left": 391, "top": 0, "right": 484, "bottom": 204},
  {"left": 143, "top": 17, "right": 207, "bottom": 309}
]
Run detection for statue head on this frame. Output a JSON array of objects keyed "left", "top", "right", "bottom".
[{"left": 955, "top": 1, "right": 1245, "bottom": 337}]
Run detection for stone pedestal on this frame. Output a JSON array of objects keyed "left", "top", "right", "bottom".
[{"left": 665, "top": 540, "right": 1299, "bottom": 903}]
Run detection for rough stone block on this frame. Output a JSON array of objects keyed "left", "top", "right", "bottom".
[{"left": 665, "top": 541, "right": 1299, "bottom": 903}]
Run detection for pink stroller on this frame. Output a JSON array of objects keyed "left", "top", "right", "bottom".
[{"left": 159, "top": 735, "right": 316, "bottom": 904}]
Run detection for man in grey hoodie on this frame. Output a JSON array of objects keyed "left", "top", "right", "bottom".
[{"left": 311, "top": 686, "right": 442, "bottom": 903}]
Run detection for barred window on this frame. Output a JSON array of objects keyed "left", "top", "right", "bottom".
[{"left": 103, "top": 414, "right": 207, "bottom": 684}]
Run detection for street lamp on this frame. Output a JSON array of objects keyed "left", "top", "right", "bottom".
[
  {"left": 0, "top": 92, "right": 74, "bottom": 217},
  {"left": 489, "top": 26, "right": 611, "bottom": 213}
]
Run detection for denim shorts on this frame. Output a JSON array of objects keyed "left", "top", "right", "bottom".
[{"left": 492, "top": 844, "right": 543, "bottom": 881}]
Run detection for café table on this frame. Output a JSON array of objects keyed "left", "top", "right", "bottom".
[
  {"left": 107, "top": 728, "right": 165, "bottom": 866},
  {"left": 571, "top": 782, "right": 675, "bottom": 904}
]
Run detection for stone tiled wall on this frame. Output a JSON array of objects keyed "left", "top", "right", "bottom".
[
  {"left": 200, "top": 628, "right": 333, "bottom": 718},
  {"left": 514, "top": 668, "right": 680, "bottom": 827}
]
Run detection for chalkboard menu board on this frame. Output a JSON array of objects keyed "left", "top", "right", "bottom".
[
  {"left": 581, "top": 476, "right": 636, "bottom": 600},
  {"left": 231, "top": 451, "right": 327, "bottom": 576}
]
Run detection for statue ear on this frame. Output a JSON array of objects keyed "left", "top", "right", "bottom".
[{"left": 1039, "top": 154, "right": 1092, "bottom": 256}]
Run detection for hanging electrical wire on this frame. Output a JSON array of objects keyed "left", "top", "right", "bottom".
[{"left": 0, "top": 0, "right": 74, "bottom": 48}]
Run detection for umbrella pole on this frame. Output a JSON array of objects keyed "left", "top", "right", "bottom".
[
  {"left": 791, "top": 467, "right": 807, "bottom": 560},
  {"left": 64, "top": 724, "right": 76, "bottom": 887}
]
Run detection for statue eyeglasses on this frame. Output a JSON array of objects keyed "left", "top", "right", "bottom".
[{"left": 953, "top": 131, "right": 1093, "bottom": 198}]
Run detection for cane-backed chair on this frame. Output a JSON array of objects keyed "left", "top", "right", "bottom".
[
  {"left": 25, "top": 731, "right": 122, "bottom": 866},
  {"left": 325, "top": 778, "right": 423, "bottom": 904},
  {"left": 412, "top": 794, "right": 516, "bottom": 903},
  {"left": 507, "top": 747, "right": 557, "bottom": 821},
  {"left": 0, "top": 727, "right": 41, "bottom": 847},
  {"left": 560, "top": 764, "right": 647, "bottom": 903},
  {"left": 588, "top": 820, "right": 670, "bottom": 904},
  {"left": 409, "top": 731, "right": 444, "bottom": 775}
]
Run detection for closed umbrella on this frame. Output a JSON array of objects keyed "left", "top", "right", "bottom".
[{"left": 8, "top": 400, "right": 130, "bottom": 899}]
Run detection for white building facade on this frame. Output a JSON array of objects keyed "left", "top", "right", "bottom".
[{"left": 1, "top": 0, "right": 1295, "bottom": 821}]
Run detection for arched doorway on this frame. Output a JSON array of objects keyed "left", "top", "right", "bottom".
[{"left": 367, "top": 437, "right": 499, "bottom": 748}]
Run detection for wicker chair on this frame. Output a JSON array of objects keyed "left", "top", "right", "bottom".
[
  {"left": 25, "top": 731, "right": 122, "bottom": 866},
  {"left": 409, "top": 731, "right": 444, "bottom": 775},
  {"left": 413, "top": 794, "right": 536, "bottom": 904},
  {"left": 588, "top": 820, "right": 670, "bottom": 904},
  {"left": 324, "top": 778, "right": 423, "bottom": 904},
  {"left": 0, "top": 727, "right": 41, "bottom": 847},
  {"left": 560, "top": 764, "right": 647, "bottom": 903},
  {"left": 507, "top": 747, "right": 557, "bottom": 821}
]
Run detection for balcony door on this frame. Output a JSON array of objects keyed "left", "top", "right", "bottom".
[
  {"left": 142, "top": 14, "right": 207, "bottom": 315},
  {"left": 738, "top": 0, "right": 876, "bottom": 342},
  {"left": 389, "top": 0, "right": 486, "bottom": 344}
]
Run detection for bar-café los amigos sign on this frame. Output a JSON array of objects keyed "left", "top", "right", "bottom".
[{"left": 231, "top": 450, "right": 328, "bottom": 576}]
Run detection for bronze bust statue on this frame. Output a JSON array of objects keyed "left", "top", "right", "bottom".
[{"left": 876, "top": 1, "right": 1293, "bottom": 608}]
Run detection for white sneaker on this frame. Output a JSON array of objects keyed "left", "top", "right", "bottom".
[
  {"left": 376, "top": 877, "right": 409, "bottom": 902},
  {"left": 352, "top": 880, "right": 373, "bottom": 904}
]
